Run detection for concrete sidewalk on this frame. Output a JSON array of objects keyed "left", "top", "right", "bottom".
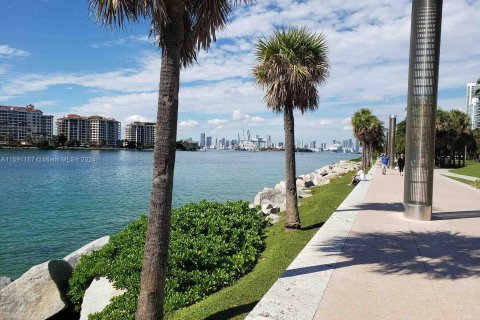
[
  {"left": 435, "top": 168, "right": 479, "bottom": 182},
  {"left": 248, "top": 163, "right": 480, "bottom": 320}
]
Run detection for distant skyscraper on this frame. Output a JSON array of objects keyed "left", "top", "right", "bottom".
[
  {"left": 466, "top": 82, "right": 480, "bottom": 129},
  {"left": 206, "top": 136, "right": 212, "bottom": 147},
  {"left": 200, "top": 133, "right": 205, "bottom": 147}
]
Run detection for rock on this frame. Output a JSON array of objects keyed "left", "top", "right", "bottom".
[
  {"left": 0, "top": 276, "right": 12, "bottom": 290},
  {"left": 248, "top": 203, "right": 256, "bottom": 209},
  {"left": 297, "top": 188, "right": 312, "bottom": 198},
  {"left": 64, "top": 236, "right": 110, "bottom": 268},
  {"left": 80, "top": 277, "right": 126, "bottom": 320},
  {"left": 266, "top": 214, "right": 280, "bottom": 224},
  {"left": 0, "top": 260, "right": 72, "bottom": 320},
  {"left": 274, "top": 181, "right": 286, "bottom": 194},
  {"left": 312, "top": 176, "right": 330, "bottom": 186},
  {"left": 254, "top": 188, "right": 282, "bottom": 206},
  {"left": 261, "top": 202, "right": 280, "bottom": 215}
]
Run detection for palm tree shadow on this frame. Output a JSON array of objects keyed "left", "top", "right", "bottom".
[
  {"left": 336, "top": 202, "right": 404, "bottom": 212},
  {"left": 204, "top": 301, "right": 259, "bottom": 320},
  {"left": 281, "top": 231, "right": 480, "bottom": 280},
  {"left": 301, "top": 222, "right": 325, "bottom": 231}
]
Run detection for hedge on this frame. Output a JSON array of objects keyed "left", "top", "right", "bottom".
[{"left": 67, "top": 200, "right": 267, "bottom": 319}]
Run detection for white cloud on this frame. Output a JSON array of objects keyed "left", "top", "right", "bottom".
[
  {"left": 207, "top": 119, "right": 228, "bottom": 126},
  {"left": 125, "top": 114, "right": 151, "bottom": 124},
  {"left": 0, "top": 45, "right": 29, "bottom": 58},
  {"left": 179, "top": 119, "right": 199, "bottom": 129},
  {"left": 1, "top": 0, "right": 479, "bottom": 143}
]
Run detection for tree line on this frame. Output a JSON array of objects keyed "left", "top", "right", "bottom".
[{"left": 395, "top": 109, "right": 480, "bottom": 167}]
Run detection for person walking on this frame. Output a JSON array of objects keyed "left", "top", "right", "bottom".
[
  {"left": 381, "top": 154, "right": 389, "bottom": 175},
  {"left": 397, "top": 153, "right": 405, "bottom": 176}
]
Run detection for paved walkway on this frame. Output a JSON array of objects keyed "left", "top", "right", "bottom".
[
  {"left": 436, "top": 168, "right": 479, "bottom": 182},
  {"left": 248, "top": 163, "right": 480, "bottom": 320}
]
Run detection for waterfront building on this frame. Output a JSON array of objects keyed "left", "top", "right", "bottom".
[
  {"left": 0, "top": 104, "right": 53, "bottom": 142},
  {"left": 125, "top": 122, "right": 156, "bottom": 147},
  {"left": 466, "top": 82, "right": 480, "bottom": 129},
  {"left": 56, "top": 114, "right": 121, "bottom": 146}
]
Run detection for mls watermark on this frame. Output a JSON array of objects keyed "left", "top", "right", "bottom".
[{"left": 0, "top": 156, "right": 97, "bottom": 163}]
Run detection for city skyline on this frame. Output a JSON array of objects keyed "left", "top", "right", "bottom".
[{"left": 1, "top": 1, "right": 479, "bottom": 143}]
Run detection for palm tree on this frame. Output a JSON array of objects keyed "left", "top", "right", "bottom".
[
  {"left": 449, "top": 110, "right": 471, "bottom": 167},
  {"left": 352, "top": 108, "right": 373, "bottom": 170},
  {"left": 88, "top": 1, "right": 248, "bottom": 319},
  {"left": 253, "top": 28, "right": 329, "bottom": 229}
]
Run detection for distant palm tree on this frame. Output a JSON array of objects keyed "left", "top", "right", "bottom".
[
  {"left": 449, "top": 110, "right": 471, "bottom": 167},
  {"left": 88, "top": 1, "right": 249, "bottom": 319},
  {"left": 253, "top": 27, "right": 329, "bottom": 229},
  {"left": 475, "top": 78, "right": 480, "bottom": 99},
  {"left": 352, "top": 108, "right": 373, "bottom": 170},
  {"left": 352, "top": 109, "right": 384, "bottom": 169}
]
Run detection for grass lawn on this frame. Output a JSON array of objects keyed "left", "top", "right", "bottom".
[
  {"left": 442, "top": 175, "right": 480, "bottom": 189},
  {"left": 166, "top": 174, "right": 355, "bottom": 320},
  {"left": 449, "top": 160, "right": 480, "bottom": 178}
]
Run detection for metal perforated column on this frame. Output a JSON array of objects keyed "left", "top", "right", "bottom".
[{"left": 404, "top": 0, "right": 443, "bottom": 221}]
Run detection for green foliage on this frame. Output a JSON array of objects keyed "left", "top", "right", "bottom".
[
  {"left": 68, "top": 201, "right": 266, "bottom": 319},
  {"left": 176, "top": 140, "right": 199, "bottom": 151},
  {"left": 168, "top": 174, "right": 355, "bottom": 320},
  {"left": 395, "top": 120, "right": 406, "bottom": 154},
  {"left": 475, "top": 179, "right": 480, "bottom": 189},
  {"left": 252, "top": 27, "right": 329, "bottom": 113}
]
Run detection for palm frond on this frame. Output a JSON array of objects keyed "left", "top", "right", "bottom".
[{"left": 252, "top": 27, "right": 329, "bottom": 113}]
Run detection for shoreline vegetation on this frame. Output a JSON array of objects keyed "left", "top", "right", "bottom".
[
  {"left": 167, "top": 173, "right": 355, "bottom": 320},
  {"left": 0, "top": 159, "right": 359, "bottom": 320}
]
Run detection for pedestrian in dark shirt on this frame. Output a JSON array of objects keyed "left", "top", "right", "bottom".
[{"left": 397, "top": 154, "right": 405, "bottom": 176}]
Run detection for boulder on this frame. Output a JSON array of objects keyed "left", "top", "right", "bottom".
[
  {"left": 0, "top": 276, "right": 12, "bottom": 290},
  {"left": 312, "top": 176, "right": 330, "bottom": 186},
  {"left": 266, "top": 214, "right": 280, "bottom": 224},
  {"left": 297, "top": 178, "right": 314, "bottom": 188},
  {"left": 274, "top": 181, "right": 286, "bottom": 194},
  {"left": 297, "top": 188, "right": 312, "bottom": 198},
  {"left": 254, "top": 188, "right": 282, "bottom": 206},
  {"left": 0, "top": 260, "right": 72, "bottom": 320},
  {"left": 80, "top": 277, "right": 126, "bottom": 320},
  {"left": 261, "top": 202, "right": 280, "bottom": 215},
  {"left": 64, "top": 236, "right": 110, "bottom": 268},
  {"left": 248, "top": 203, "right": 256, "bottom": 209}
]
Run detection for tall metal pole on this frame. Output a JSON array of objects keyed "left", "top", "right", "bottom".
[
  {"left": 404, "top": 0, "right": 443, "bottom": 221},
  {"left": 388, "top": 115, "right": 397, "bottom": 168}
]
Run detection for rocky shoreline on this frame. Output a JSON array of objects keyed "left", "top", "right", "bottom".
[
  {"left": 0, "top": 160, "right": 359, "bottom": 319},
  {"left": 253, "top": 160, "right": 360, "bottom": 224}
]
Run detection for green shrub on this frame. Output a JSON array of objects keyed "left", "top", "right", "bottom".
[
  {"left": 475, "top": 179, "right": 480, "bottom": 189},
  {"left": 67, "top": 201, "right": 267, "bottom": 319}
]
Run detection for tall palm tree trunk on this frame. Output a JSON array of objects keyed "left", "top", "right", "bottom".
[
  {"left": 136, "top": 5, "right": 183, "bottom": 320},
  {"left": 361, "top": 141, "right": 366, "bottom": 170},
  {"left": 464, "top": 144, "right": 467, "bottom": 167},
  {"left": 284, "top": 105, "right": 300, "bottom": 229}
]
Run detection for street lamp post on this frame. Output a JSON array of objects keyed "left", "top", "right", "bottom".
[{"left": 404, "top": 0, "right": 443, "bottom": 221}]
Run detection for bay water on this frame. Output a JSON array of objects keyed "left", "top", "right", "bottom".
[{"left": 0, "top": 149, "right": 356, "bottom": 278}]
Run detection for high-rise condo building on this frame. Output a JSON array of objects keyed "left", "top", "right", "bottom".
[
  {"left": 466, "top": 82, "right": 480, "bottom": 129},
  {"left": 206, "top": 136, "right": 212, "bottom": 148},
  {"left": 125, "top": 122, "right": 156, "bottom": 147},
  {"left": 0, "top": 104, "right": 53, "bottom": 141},
  {"left": 56, "top": 114, "right": 121, "bottom": 146},
  {"left": 200, "top": 133, "right": 206, "bottom": 147}
]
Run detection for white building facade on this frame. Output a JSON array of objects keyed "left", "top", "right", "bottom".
[
  {"left": 0, "top": 104, "right": 53, "bottom": 141},
  {"left": 466, "top": 82, "right": 480, "bottom": 129},
  {"left": 125, "top": 122, "right": 156, "bottom": 147}
]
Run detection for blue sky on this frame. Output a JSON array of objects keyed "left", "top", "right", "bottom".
[{"left": 1, "top": 0, "right": 479, "bottom": 143}]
